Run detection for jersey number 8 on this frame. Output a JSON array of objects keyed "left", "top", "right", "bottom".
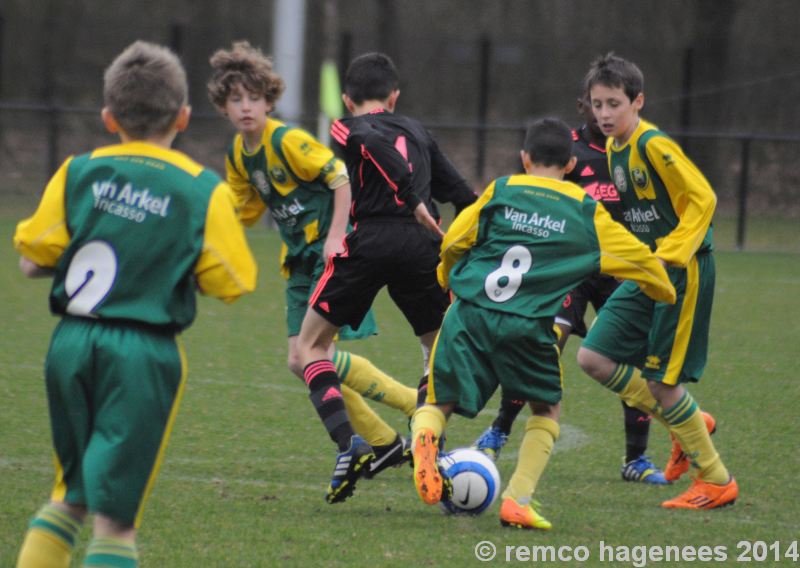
[{"left": 483, "top": 245, "right": 532, "bottom": 303}]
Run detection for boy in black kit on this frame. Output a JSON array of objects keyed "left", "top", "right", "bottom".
[{"left": 296, "top": 52, "right": 475, "bottom": 504}]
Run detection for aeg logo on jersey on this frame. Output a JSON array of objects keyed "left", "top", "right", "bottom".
[{"left": 583, "top": 181, "right": 620, "bottom": 202}]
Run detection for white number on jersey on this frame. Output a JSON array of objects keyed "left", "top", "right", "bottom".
[
  {"left": 484, "top": 245, "right": 532, "bottom": 303},
  {"left": 65, "top": 240, "right": 118, "bottom": 316}
]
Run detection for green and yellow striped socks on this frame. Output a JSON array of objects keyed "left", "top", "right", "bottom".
[{"left": 17, "top": 503, "right": 82, "bottom": 568}]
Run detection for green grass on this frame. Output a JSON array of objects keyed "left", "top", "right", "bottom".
[{"left": 1, "top": 215, "right": 799, "bottom": 567}]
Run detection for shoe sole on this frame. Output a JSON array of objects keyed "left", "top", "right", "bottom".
[
  {"left": 326, "top": 452, "right": 374, "bottom": 504},
  {"left": 413, "top": 431, "right": 443, "bottom": 505},
  {"left": 662, "top": 498, "right": 736, "bottom": 510},
  {"left": 500, "top": 519, "right": 552, "bottom": 531}
]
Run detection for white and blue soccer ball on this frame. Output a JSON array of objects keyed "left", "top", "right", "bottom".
[{"left": 438, "top": 448, "right": 501, "bottom": 515}]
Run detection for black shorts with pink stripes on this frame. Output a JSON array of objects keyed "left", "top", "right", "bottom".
[{"left": 309, "top": 219, "right": 449, "bottom": 337}]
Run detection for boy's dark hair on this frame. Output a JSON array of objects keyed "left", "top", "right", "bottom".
[
  {"left": 583, "top": 52, "right": 644, "bottom": 102},
  {"left": 207, "top": 41, "right": 285, "bottom": 108},
  {"left": 103, "top": 41, "right": 187, "bottom": 139},
  {"left": 523, "top": 118, "right": 573, "bottom": 168},
  {"left": 344, "top": 52, "right": 399, "bottom": 105}
]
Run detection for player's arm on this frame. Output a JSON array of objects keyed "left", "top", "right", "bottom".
[
  {"left": 593, "top": 202, "right": 676, "bottom": 304},
  {"left": 428, "top": 136, "right": 477, "bottom": 215},
  {"left": 646, "top": 137, "right": 716, "bottom": 267},
  {"left": 281, "top": 129, "right": 351, "bottom": 258},
  {"left": 225, "top": 152, "right": 266, "bottom": 227},
  {"left": 195, "top": 182, "right": 258, "bottom": 303},
  {"left": 437, "top": 181, "right": 496, "bottom": 288},
  {"left": 13, "top": 157, "right": 73, "bottom": 276}
]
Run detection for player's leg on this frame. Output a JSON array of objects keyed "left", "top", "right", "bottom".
[
  {"left": 340, "top": 384, "right": 411, "bottom": 478},
  {"left": 84, "top": 515, "right": 138, "bottom": 567},
  {"left": 411, "top": 300, "right": 494, "bottom": 505},
  {"left": 80, "top": 324, "right": 186, "bottom": 567},
  {"left": 17, "top": 502, "right": 85, "bottom": 568},
  {"left": 500, "top": 402, "right": 558, "bottom": 531},
  {"left": 495, "top": 317, "right": 562, "bottom": 531},
  {"left": 650, "top": 253, "right": 735, "bottom": 507},
  {"left": 578, "top": 280, "right": 671, "bottom": 426},
  {"left": 472, "top": 397, "right": 522, "bottom": 460},
  {"left": 619, "top": 401, "right": 666, "bottom": 484},
  {"left": 333, "top": 349, "right": 417, "bottom": 417},
  {"left": 18, "top": 319, "right": 92, "bottom": 568},
  {"left": 297, "top": 309, "right": 374, "bottom": 502}
]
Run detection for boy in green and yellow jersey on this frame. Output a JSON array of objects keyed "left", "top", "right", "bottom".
[
  {"left": 411, "top": 118, "right": 676, "bottom": 530},
  {"left": 578, "top": 52, "right": 738, "bottom": 509},
  {"left": 207, "top": 42, "right": 418, "bottom": 497},
  {"left": 13, "top": 41, "right": 257, "bottom": 567}
]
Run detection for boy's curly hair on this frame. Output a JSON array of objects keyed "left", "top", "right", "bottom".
[{"left": 207, "top": 41, "right": 285, "bottom": 108}]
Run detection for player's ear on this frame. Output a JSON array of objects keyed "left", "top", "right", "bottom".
[
  {"left": 564, "top": 155, "right": 578, "bottom": 175},
  {"left": 101, "top": 108, "right": 120, "bottom": 134},
  {"left": 174, "top": 105, "right": 192, "bottom": 132},
  {"left": 385, "top": 89, "right": 400, "bottom": 111},
  {"left": 632, "top": 92, "right": 645, "bottom": 112},
  {"left": 342, "top": 93, "right": 356, "bottom": 114},
  {"left": 520, "top": 150, "right": 532, "bottom": 172}
]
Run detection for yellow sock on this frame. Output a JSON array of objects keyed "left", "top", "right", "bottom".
[
  {"left": 662, "top": 393, "right": 729, "bottom": 484},
  {"left": 341, "top": 384, "right": 397, "bottom": 446},
  {"left": 502, "top": 416, "right": 559, "bottom": 504},
  {"left": 17, "top": 504, "right": 81, "bottom": 568},
  {"left": 410, "top": 404, "right": 447, "bottom": 447},
  {"left": 335, "top": 351, "right": 417, "bottom": 417},
  {"left": 607, "top": 365, "right": 670, "bottom": 429}
]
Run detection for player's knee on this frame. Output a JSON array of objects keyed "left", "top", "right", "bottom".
[
  {"left": 577, "top": 347, "right": 606, "bottom": 380},
  {"left": 287, "top": 353, "right": 303, "bottom": 379}
]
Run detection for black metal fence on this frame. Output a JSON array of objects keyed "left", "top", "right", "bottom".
[{"left": 2, "top": 101, "right": 798, "bottom": 253}]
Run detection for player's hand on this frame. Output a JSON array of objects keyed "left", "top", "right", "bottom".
[
  {"left": 413, "top": 203, "right": 445, "bottom": 238},
  {"left": 323, "top": 233, "right": 346, "bottom": 261}
]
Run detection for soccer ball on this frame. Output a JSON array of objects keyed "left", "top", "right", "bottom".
[{"left": 438, "top": 448, "right": 501, "bottom": 515}]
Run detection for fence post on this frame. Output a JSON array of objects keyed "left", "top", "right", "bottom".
[
  {"left": 476, "top": 35, "right": 490, "bottom": 182},
  {"left": 735, "top": 137, "right": 751, "bottom": 251}
]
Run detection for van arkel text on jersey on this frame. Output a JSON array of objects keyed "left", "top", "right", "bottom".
[
  {"left": 92, "top": 180, "right": 171, "bottom": 223},
  {"left": 505, "top": 205, "right": 567, "bottom": 238}
]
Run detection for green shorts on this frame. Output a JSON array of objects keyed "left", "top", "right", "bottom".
[
  {"left": 582, "top": 253, "right": 714, "bottom": 385},
  {"left": 46, "top": 317, "right": 186, "bottom": 527},
  {"left": 429, "top": 299, "right": 563, "bottom": 418},
  {"left": 285, "top": 252, "right": 377, "bottom": 339}
]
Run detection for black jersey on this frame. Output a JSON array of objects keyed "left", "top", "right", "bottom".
[
  {"left": 331, "top": 109, "right": 474, "bottom": 222},
  {"left": 564, "top": 125, "right": 625, "bottom": 223}
]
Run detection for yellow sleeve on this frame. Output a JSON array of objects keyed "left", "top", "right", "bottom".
[
  {"left": 13, "top": 157, "right": 73, "bottom": 267},
  {"left": 437, "top": 181, "right": 496, "bottom": 288},
  {"left": 645, "top": 136, "right": 716, "bottom": 266},
  {"left": 594, "top": 203, "right": 676, "bottom": 304},
  {"left": 225, "top": 154, "right": 266, "bottom": 227},
  {"left": 282, "top": 128, "right": 348, "bottom": 188},
  {"left": 195, "top": 182, "right": 258, "bottom": 303}
]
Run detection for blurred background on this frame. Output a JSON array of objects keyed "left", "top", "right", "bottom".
[{"left": 1, "top": 0, "right": 798, "bottom": 251}]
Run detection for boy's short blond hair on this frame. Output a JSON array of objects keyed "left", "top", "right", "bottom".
[
  {"left": 103, "top": 41, "right": 187, "bottom": 139},
  {"left": 207, "top": 41, "right": 285, "bottom": 108}
]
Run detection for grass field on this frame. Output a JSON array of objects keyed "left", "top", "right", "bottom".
[{"left": 1, "top": 212, "right": 798, "bottom": 567}]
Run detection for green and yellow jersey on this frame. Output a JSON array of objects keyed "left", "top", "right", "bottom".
[
  {"left": 607, "top": 118, "right": 716, "bottom": 267},
  {"left": 438, "top": 174, "right": 675, "bottom": 318},
  {"left": 13, "top": 141, "right": 256, "bottom": 330},
  {"left": 225, "top": 117, "right": 348, "bottom": 275}
]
